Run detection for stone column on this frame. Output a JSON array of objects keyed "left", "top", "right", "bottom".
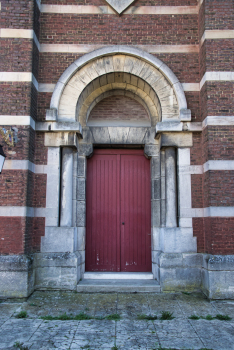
[
  {"left": 60, "top": 147, "right": 73, "bottom": 227},
  {"left": 165, "top": 147, "right": 177, "bottom": 227}
]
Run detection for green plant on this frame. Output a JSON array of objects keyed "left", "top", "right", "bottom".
[
  {"left": 160, "top": 311, "right": 174, "bottom": 320},
  {"left": 137, "top": 314, "right": 157, "bottom": 320},
  {"left": 105, "top": 313, "right": 121, "bottom": 321},
  {"left": 204, "top": 315, "right": 214, "bottom": 321},
  {"left": 215, "top": 314, "right": 232, "bottom": 321},
  {"left": 189, "top": 315, "right": 200, "bottom": 320},
  {"left": 15, "top": 311, "right": 27, "bottom": 319},
  {"left": 74, "top": 312, "right": 92, "bottom": 320},
  {"left": 14, "top": 342, "right": 29, "bottom": 350},
  {"left": 111, "top": 346, "right": 118, "bottom": 350},
  {"left": 182, "top": 291, "right": 191, "bottom": 295}
]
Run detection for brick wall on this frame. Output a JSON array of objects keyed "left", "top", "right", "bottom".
[{"left": 89, "top": 95, "right": 149, "bottom": 123}]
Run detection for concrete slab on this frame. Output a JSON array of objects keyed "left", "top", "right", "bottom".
[
  {"left": 83, "top": 272, "right": 154, "bottom": 280},
  {"left": 77, "top": 279, "right": 161, "bottom": 293}
]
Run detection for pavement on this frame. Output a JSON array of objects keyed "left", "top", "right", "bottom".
[{"left": 0, "top": 291, "right": 234, "bottom": 350}]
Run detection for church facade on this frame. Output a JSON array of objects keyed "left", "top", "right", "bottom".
[{"left": 1, "top": 0, "right": 234, "bottom": 299}]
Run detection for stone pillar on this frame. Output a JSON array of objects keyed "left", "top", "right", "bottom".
[
  {"left": 165, "top": 147, "right": 177, "bottom": 228},
  {"left": 60, "top": 147, "right": 73, "bottom": 227},
  {"left": 160, "top": 149, "right": 166, "bottom": 227}
]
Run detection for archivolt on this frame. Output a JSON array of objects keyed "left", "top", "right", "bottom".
[
  {"left": 76, "top": 72, "right": 161, "bottom": 127},
  {"left": 50, "top": 46, "right": 188, "bottom": 124}
]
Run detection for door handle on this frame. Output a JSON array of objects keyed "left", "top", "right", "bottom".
[{"left": 122, "top": 222, "right": 125, "bottom": 225}]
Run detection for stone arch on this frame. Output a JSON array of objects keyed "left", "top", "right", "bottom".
[
  {"left": 49, "top": 46, "right": 189, "bottom": 123},
  {"left": 76, "top": 72, "right": 161, "bottom": 127}
]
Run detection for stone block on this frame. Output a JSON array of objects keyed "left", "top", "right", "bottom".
[
  {"left": 159, "top": 227, "right": 197, "bottom": 253},
  {"left": 108, "top": 127, "right": 129, "bottom": 144},
  {"left": 151, "top": 228, "right": 160, "bottom": 251},
  {"left": 159, "top": 253, "right": 183, "bottom": 268},
  {"left": 77, "top": 201, "right": 86, "bottom": 227},
  {"left": 91, "top": 127, "right": 110, "bottom": 144},
  {"left": 161, "top": 132, "right": 193, "bottom": 147},
  {"left": 143, "top": 127, "right": 158, "bottom": 143},
  {"left": 41, "top": 227, "right": 78, "bottom": 253},
  {"left": 151, "top": 200, "right": 160, "bottom": 227},
  {"left": 202, "top": 270, "right": 234, "bottom": 299},
  {"left": 77, "top": 227, "right": 86, "bottom": 251},
  {"left": 207, "top": 255, "right": 234, "bottom": 271},
  {"left": 151, "top": 178, "right": 161, "bottom": 200},
  {"left": 126, "top": 128, "right": 147, "bottom": 144},
  {"left": 78, "top": 157, "right": 86, "bottom": 178},
  {"left": 160, "top": 266, "right": 201, "bottom": 291},
  {"left": 35, "top": 252, "right": 81, "bottom": 268},
  {"left": 35, "top": 252, "right": 82, "bottom": 291},
  {"left": 150, "top": 156, "right": 160, "bottom": 179},
  {"left": 144, "top": 145, "right": 160, "bottom": 157},
  {"left": 182, "top": 253, "right": 203, "bottom": 268},
  {"left": 77, "top": 178, "right": 86, "bottom": 201},
  {"left": 78, "top": 143, "right": 93, "bottom": 157},
  {"left": 46, "top": 108, "right": 57, "bottom": 121},
  {"left": 0, "top": 255, "right": 34, "bottom": 298},
  {"left": 180, "top": 108, "right": 191, "bottom": 121}
]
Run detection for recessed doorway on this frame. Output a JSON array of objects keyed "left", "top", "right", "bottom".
[{"left": 85, "top": 149, "right": 151, "bottom": 272}]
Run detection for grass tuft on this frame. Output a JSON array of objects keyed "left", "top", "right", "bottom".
[
  {"left": 74, "top": 312, "right": 92, "bottom": 320},
  {"left": 105, "top": 313, "right": 121, "bottom": 321},
  {"left": 215, "top": 314, "right": 232, "bottom": 321},
  {"left": 137, "top": 314, "right": 158, "bottom": 320},
  {"left": 15, "top": 311, "right": 27, "bottom": 319},
  {"left": 189, "top": 315, "right": 200, "bottom": 320},
  {"left": 160, "top": 311, "right": 174, "bottom": 320},
  {"left": 14, "top": 341, "right": 29, "bottom": 350}
]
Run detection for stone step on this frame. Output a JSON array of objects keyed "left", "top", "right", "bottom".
[
  {"left": 83, "top": 272, "right": 154, "bottom": 280},
  {"left": 77, "top": 279, "right": 161, "bottom": 293}
]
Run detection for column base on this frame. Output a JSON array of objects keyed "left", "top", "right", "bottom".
[
  {"left": 34, "top": 252, "right": 83, "bottom": 291},
  {"left": 0, "top": 255, "right": 34, "bottom": 298},
  {"left": 201, "top": 255, "right": 234, "bottom": 299}
]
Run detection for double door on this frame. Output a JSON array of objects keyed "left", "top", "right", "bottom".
[{"left": 85, "top": 149, "right": 151, "bottom": 272}]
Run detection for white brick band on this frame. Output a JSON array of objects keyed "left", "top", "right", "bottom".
[
  {"left": 0, "top": 115, "right": 35, "bottom": 129},
  {"left": 0, "top": 72, "right": 39, "bottom": 90},
  {"left": 200, "top": 72, "right": 234, "bottom": 90},
  {"left": 203, "top": 116, "right": 234, "bottom": 128},
  {"left": 0, "top": 206, "right": 233, "bottom": 218},
  {"left": 200, "top": 30, "right": 234, "bottom": 46},
  {"left": 40, "top": 5, "right": 199, "bottom": 15}
]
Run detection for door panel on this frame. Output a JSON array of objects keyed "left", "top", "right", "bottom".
[
  {"left": 86, "top": 154, "right": 120, "bottom": 271},
  {"left": 120, "top": 154, "right": 151, "bottom": 272},
  {"left": 85, "top": 149, "right": 151, "bottom": 272}
]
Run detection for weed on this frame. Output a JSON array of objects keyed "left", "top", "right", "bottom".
[
  {"left": 215, "top": 314, "right": 232, "bottom": 321},
  {"left": 95, "top": 316, "right": 105, "bottom": 320},
  {"left": 137, "top": 314, "right": 157, "bottom": 320},
  {"left": 74, "top": 312, "right": 92, "bottom": 320},
  {"left": 29, "top": 303, "right": 37, "bottom": 307},
  {"left": 105, "top": 313, "right": 121, "bottom": 321},
  {"left": 14, "top": 341, "right": 29, "bottom": 350},
  {"left": 111, "top": 346, "right": 118, "bottom": 350},
  {"left": 160, "top": 311, "right": 174, "bottom": 320},
  {"left": 189, "top": 315, "right": 200, "bottom": 320},
  {"left": 41, "top": 315, "right": 55, "bottom": 320},
  {"left": 204, "top": 315, "right": 214, "bottom": 321},
  {"left": 182, "top": 291, "right": 191, "bottom": 295},
  {"left": 15, "top": 311, "right": 27, "bottom": 319}
]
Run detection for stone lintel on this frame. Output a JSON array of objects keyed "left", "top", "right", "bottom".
[
  {"left": 36, "top": 121, "right": 83, "bottom": 136},
  {"left": 161, "top": 132, "right": 193, "bottom": 148},
  {"left": 44, "top": 132, "right": 79, "bottom": 148}
]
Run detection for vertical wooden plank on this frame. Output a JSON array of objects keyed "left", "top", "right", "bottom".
[{"left": 120, "top": 152, "right": 151, "bottom": 272}]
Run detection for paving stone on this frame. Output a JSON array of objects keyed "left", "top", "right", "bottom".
[{"left": 0, "top": 292, "right": 234, "bottom": 350}]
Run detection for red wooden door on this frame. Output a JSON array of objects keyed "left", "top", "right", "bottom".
[{"left": 85, "top": 149, "right": 151, "bottom": 272}]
